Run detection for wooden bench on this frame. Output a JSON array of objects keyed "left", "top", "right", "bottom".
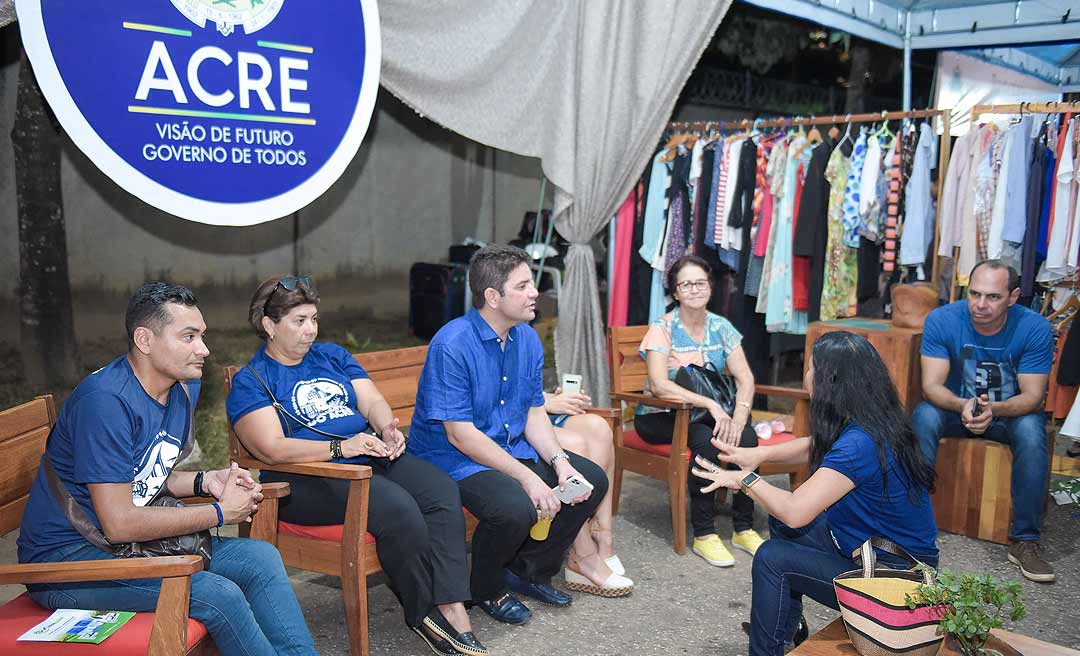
[
  {"left": 0, "top": 396, "right": 287, "bottom": 656},
  {"left": 791, "top": 617, "right": 1080, "bottom": 656},
  {"left": 931, "top": 432, "right": 1054, "bottom": 545},
  {"left": 607, "top": 325, "right": 811, "bottom": 555},
  {"left": 225, "top": 344, "right": 483, "bottom": 656}
]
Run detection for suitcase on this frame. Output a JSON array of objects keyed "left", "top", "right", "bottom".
[{"left": 409, "top": 263, "right": 468, "bottom": 340}]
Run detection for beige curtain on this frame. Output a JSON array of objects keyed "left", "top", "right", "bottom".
[{"left": 381, "top": 0, "right": 731, "bottom": 401}]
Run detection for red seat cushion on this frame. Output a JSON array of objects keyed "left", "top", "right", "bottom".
[
  {"left": 622, "top": 427, "right": 800, "bottom": 460},
  {"left": 278, "top": 508, "right": 477, "bottom": 544},
  {"left": 0, "top": 593, "right": 208, "bottom": 655}
]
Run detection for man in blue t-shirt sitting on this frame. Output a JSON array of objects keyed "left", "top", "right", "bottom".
[
  {"left": 17, "top": 282, "right": 317, "bottom": 654},
  {"left": 409, "top": 245, "right": 613, "bottom": 626},
  {"left": 913, "top": 260, "right": 1054, "bottom": 583}
]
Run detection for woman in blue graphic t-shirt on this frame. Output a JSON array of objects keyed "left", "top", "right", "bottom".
[
  {"left": 226, "top": 276, "right": 486, "bottom": 656},
  {"left": 692, "top": 331, "right": 939, "bottom": 656}
]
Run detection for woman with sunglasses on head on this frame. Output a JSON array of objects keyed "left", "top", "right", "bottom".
[
  {"left": 633, "top": 255, "right": 764, "bottom": 567},
  {"left": 226, "top": 276, "right": 487, "bottom": 656},
  {"left": 693, "top": 331, "right": 938, "bottom": 656}
]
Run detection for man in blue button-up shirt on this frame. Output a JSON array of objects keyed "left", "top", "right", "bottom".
[{"left": 409, "top": 245, "right": 609, "bottom": 625}]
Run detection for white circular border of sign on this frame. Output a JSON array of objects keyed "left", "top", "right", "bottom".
[{"left": 15, "top": 0, "right": 381, "bottom": 227}]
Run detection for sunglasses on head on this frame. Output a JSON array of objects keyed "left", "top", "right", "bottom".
[{"left": 277, "top": 275, "right": 313, "bottom": 292}]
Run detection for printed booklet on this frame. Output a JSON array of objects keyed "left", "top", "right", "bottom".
[{"left": 18, "top": 609, "right": 135, "bottom": 644}]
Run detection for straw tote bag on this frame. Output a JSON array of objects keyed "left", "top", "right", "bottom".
[{"left": 833, "top": 537, "right": 946, "bottom": 656}]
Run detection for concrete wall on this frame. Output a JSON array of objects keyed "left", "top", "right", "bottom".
[{"left": 0, "top": 25, "right": 550, "bottom": 341}]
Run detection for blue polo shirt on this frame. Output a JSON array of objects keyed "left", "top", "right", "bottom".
[{"left": 408, "top": 309, "right": 544, "bottom": 481}]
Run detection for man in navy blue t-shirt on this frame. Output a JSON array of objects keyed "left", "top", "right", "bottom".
[
  {"left": 17, "top": 282, "right": 316, "bottom": 654},
  {"left": 913, "top": 260, "right": 1054, "bottom": 583}
]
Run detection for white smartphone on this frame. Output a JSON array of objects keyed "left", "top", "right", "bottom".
[
  {"left": 560, "top": 373, "right": 583, "bottom": 395},
  {"left": 553, "top": 475, "right": 594, "bottom": 504}
]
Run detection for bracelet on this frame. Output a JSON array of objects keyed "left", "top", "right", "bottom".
[
  {"left": 210, "top": 502, "right": 223, "bottom": 528},
  {"left": 550, "top": 451, "right": 569, "bottom": 467},
  {"left": 736, "top": 402, "right": 752, "bottom": 412},
  {"left": 330, "top": 439, "right": 344, "bottom": 460},
  {"left": 193, "top": 471, "right": 211, "bottom": 498}
]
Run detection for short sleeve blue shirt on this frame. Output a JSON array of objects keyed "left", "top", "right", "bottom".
[
  {"left": 408, "top": 309, "right": 545, "bottom": 481},
  {"left": 226, "top": 342, "right": 373, "bottom": 464},
  {"left": 921, "top": 302, "right": 1053, "bottom": 401},
  {"left": 17, "top": 356, "right": 199, "bottom": 563},
  {"left": 820, "top": 424, "right": 939, "bottom": 560}
]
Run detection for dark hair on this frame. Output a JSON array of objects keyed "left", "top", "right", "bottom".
[
  {"left": 125, "top": 282, "right": 198, "bottom": 350},
  {"left": 248, "top": 275, "right": 320, "bottom": 340},
  {"left": 665, "top": 254, "right": 713, "bottom": 297},
  {"left": 969, "top": 259, "right": 1020, "bottom": 292},
  {"left": 808, "top": 331, "right": 935, "bottom": 497},
  {"left": 468, "top": 244, "right": 532, "bottom": 309}
]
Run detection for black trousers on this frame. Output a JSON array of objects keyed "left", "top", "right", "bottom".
[
  {"left": 457, "top": 451, "right": 607, "bottom": 601},
  {"left": 634, "top": 411, "right": 758, "bottom": 537},
  {"left": 262, "top": 454, "right": 469, "bottom": 627}
]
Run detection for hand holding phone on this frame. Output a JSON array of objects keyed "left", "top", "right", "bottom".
[
  {"left": 552, "top": 475, "right": 594, "bottom": 504},
  {"left": 560, "top": 373, "right": 583, "bottom": 396},
  {"left": 972, "top": 399, "right": 983, "bottom": 417}
]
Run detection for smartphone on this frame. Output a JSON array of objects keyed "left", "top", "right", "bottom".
[
  {"left": 561, "top": 373, "right": 583, "bottom": 396},
  {"left": 972, "top": 399, "right": 984, "bottom": 417},
  {"left": 553, "top": 475, "right": 594, "bottom": 504}
]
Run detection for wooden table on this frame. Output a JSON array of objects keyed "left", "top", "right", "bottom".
[
  {"left": 805, "top": 319, "right": 924, "bottom": 413},
  {"left": 792, "top": 618, "right": 1080, "bottom": 656}
]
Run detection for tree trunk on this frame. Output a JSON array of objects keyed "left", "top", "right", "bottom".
[
  {"left": 845, "top": 45, "right": 870, "bottom": 114},
  {"left": 12, "top": 48, "right": 79, "bottom": 389}
]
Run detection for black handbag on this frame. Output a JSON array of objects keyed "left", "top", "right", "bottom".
[
  {"left": 675, "top": 363, "right": 737, "bottom": 425},
  {"left": 43, "top": 382, "right": 213, "bottom": 568}
]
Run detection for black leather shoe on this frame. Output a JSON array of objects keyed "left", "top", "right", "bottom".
[
  {"left": 421, "top": 611, "right": 490, "bottom": 656},
  {"left": 411, "top": 623, "right": 462, "bottom": 655},
  {"left": 793, "top": 615, "right": 809, "bottom": 646},
  {"left": 477, "top": 592, "right": 532, "bottom": 625},
  {"left": 504, "top": 569, "right": 572, "bottom": 607}
]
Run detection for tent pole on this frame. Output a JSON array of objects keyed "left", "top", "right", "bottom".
[{"left": 902, "top": 11, "right": 912, "bottom": 114}]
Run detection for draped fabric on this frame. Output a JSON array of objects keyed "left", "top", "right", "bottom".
[{"left": 380, "top": 1, "right": 732, "bottom": 400}]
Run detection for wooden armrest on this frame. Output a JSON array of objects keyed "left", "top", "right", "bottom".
[
  {"left": 611, "top": 392, "right": 693, "bottom": 411},
  {"left": 756, "top": 385, "right": 810, "bottom": 401},
  {"left": 260, "top": 481, "right": 291, "bottom": 498},
  {"left": 257, "top": 461, "right": 373, "bottom": 480},
  {"left": 177, "top": 481, "right": 290, "bottom": 505},
  {"left": 584, "top": 407, "right": 620, "bottom": 418},
  {"left": 0, "top": 555, "right": 203, "bottom": 586}
]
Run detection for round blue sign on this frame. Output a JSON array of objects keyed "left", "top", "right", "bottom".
[{"left": 17, "top": 0, "right": 380, "bottom": 226}]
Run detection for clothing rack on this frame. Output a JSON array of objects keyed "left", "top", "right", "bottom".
[
  {"left": 665, "top": 108, "right": 953, "bottom": 288},
  {"left": 947, "top": 102, "right": 1080, "bottom": 302}
]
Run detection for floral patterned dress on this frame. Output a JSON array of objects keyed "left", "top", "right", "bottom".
[{"left": 820, "top": 145, "right": 857, "bottom": 320}]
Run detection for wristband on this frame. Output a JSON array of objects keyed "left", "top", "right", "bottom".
[
  {"left": 193, "top": 471, "right": 211, "bottom": 498},
  {"left": 211, "top": 502, "right": 224, "bottom": 528},
  {"left": 736, "top": 402, "right": 752, "bottom": 412},
  {"left": 550, "top": 451, "right": 569, "bottom": 467},
  {"left": 330, "top": 439, "right": 344, "bottom": 460}
]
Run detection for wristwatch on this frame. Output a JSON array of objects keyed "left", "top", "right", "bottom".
[
  {"left": 550, "top": 451, "right": 569, "bottom": 467},
  {"left": 739, "top": 471, "right": 761, "bottom": 491}
]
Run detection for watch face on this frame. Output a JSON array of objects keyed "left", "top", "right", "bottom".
[{"left": 741, "top": 472, "right": 760, "bottom": 487}]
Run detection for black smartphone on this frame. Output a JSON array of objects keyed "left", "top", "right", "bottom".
[{"left": 972, "top": 399, "right": 984, "bottom": 417}]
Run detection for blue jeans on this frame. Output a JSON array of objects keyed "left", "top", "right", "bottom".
[
  {"left": 27, "top": 537, "right": 316, "bottom": 656},
  {"left": 748, "top": 515, "right": 938, "bottom": 656},
  {"left": 911, "top": 401, "right": 1048, "bottom": 541}
]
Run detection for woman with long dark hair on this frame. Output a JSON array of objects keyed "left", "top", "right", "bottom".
[{"left": 693, "top": 331, "right": 938, "bottom": 656}]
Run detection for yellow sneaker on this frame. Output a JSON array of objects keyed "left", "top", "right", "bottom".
[
  {"left": 692, "top": 535, "right": 735, "bottom": 567},
  {"left": 732, "top": 529, "right": 765, "bottom": 556}
]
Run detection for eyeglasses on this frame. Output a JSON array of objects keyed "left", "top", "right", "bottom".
[{"left": 675, "top": 279, "right": 710, "bottom": 293}]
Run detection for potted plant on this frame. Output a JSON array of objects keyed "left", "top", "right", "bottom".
[{"left": 906, "top": 568, "right": 1026, "bottom": 656}]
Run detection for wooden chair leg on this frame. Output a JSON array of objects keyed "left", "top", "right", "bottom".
[
  {"left": 611, "top": 448, "right": 624, "bottom": 516},
  {"left": 669, "top": 410, "right": 690, "bottom": 554},
  {"left": 148, "top": 575, "right": 191, "bottom": 656},
  {"left": 342, "top": 479, "right": 371, "bottom": 656}
]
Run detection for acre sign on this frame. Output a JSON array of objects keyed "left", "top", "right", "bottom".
[{"left": 16, "top": 0, "right": 380, "bottom": 226}]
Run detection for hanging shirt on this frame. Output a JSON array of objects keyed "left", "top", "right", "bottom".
[
  {"left": 938, "top": 130, "right": 975, "bottom": 258},
  {"left": 765, "top": 136, "right": 810, "bottom": 334},
  {"left": 1001, "top": 117, "right": 1034, "bottom": 246},
  {"left": 841, "top": 129, "right": 868, "bottom": 248},
  {"left": 821, "top": 142, "right": 857, "bottom": 320},
  {"left": 1039, "top": 119, "right": 1077, "bottom": 281},
  {"left": 639, "top": 152, "right": 671, "bottom": 322},
  {"left": 900, "top": 123, "right": 936, "bottom": 266},
  {"left": 857, "top": 132, "right": 882, "bottom": 222},
  {"left": 958, "top": 125, "right": 1000, "bottom": 285}
]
